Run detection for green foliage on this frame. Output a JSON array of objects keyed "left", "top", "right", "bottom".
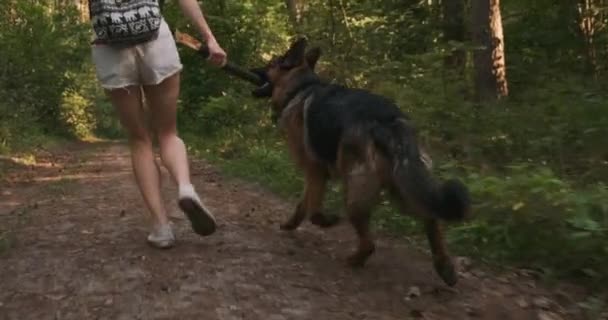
[
  {"left": 162, "top": 0, "right": 291, "bottom": 118},
  {"left": 449, "top": 165, "right": 608, "bottom": 284},
  {"left": 181, "top": 90, "right": 262, "bottom": 136},
  {"left": 60, "top": 89, "right": 96, "bottom": 139},
  {"left": 0, "top": 1, "right": 102, "bottom": 151}
]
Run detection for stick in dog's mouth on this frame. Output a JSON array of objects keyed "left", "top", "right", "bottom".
[{"left": 174, "top": 30, "right": 270, "bottom": 88}]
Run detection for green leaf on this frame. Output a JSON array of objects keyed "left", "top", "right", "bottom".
[
  {"left": 512, "top": 202, "right": 525, "bottom": 211},
  {"left": 570, "top": 231, "right": 592, "bottom": 239},
  {"left": 567, "top": 216, "right": 602, "bottom": 232}
]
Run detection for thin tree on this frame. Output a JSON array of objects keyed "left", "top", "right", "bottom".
[
  {"left": 577, "top": 0, "right": 599, "bottom": 77},
  {"left": 471, "top": 0, "right": 508, "bottom": 101},
  {"left": 285, "top": 0, "right": 303, "bottom": 35},
  {"left": 442, "top": 0, "right": 466, "bottom": 70}
]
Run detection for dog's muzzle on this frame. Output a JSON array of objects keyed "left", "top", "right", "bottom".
[
  {"left": 249, "top": 67, "right": 273, "bottom": 98},
  {"left": 251, "top": 82, "right": 273, "bottom": 98}
]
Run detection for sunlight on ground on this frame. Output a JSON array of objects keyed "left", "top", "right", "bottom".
[
  {"left": 80, "top": 136, "right": 109, "bottom": 143},
  {"left": 2, "top": 154, "right": 38, "bottom": 167},
  {"left": 2, "top": 201, "right": 22, "bottom": 208},
  {"left": 29, "top": 171, "right": 130, "bottom": 183}
]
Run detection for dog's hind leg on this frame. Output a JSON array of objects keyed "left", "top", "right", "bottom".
[
  {"left": 424, "top": 218, "right": 458, "bottom": 286},
  {"left": 390, "top": 186, "right": 459, "bottom": 286},
  {"left": 343, "top": 163, "right": 381, "bottom": 267}
]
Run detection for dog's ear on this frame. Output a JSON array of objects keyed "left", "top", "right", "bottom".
[
  {"left": 305, "top": 47, "right": 322, "bottom": 69},
  {"left": 280, "top": 37, "right": 308, "bottom": 68}
]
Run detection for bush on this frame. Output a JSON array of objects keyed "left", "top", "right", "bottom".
[
  {"left": 0, "top": 1, "right": 94, "bottom": 146},
  {"left": 446, "top": 164, "right": 608, "bottom": 283}
]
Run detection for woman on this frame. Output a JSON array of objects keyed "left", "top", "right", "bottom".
[{"left": 89, "top": 0, "right": 227, "bottom": 248}]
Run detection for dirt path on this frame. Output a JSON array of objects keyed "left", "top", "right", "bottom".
[{"left": 0, "top": 141, "right": 601, "bottom": 320}]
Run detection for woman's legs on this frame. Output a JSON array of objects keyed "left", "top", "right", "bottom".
[
  {"left": 142, "top": 72, "right": 190, "bottom": 186},
  {"left": 91, "top": 19, "right": 215, "bottom": 247},
  {"left": 105, "top": 86, "right": 175, "bottom": 248},
  {"left": 143, "top": 72, "right": 217, "bottom": 237}
]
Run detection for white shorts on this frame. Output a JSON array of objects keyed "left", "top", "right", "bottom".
[{"left": 90, "top": 19, "right": 183, "bottom": 89}]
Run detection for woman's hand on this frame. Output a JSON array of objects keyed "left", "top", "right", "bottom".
[
  {"left": 206, "top": 38, "right": 227, "bottom": 67},
  {"left": 176, "top": 0, "right": 227, "bottom": 67}
]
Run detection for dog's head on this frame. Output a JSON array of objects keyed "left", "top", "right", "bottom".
[{"left": 250, "top": 37, "right": 322, "bottom": 117}]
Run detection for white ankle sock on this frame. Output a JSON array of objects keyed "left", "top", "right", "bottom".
[
  {"left": 178, "top": 183, "right": 200, "bottom": 202},
  {"left": 179, "top": 183, "right": 194, "bottom": 194}
]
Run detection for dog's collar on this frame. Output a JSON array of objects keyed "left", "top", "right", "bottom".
[
  {"left": 275, "top": 85, "right": 316, "bottom": 126},
  {"left": 281, "top": 73, "right": 322, "bottom": 109}
]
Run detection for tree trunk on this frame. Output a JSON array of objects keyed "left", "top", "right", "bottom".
[
  {"left": 577, "top": 0, "right": 598, "bottom": 77},
  {"left": 442, "top": 0, "right": 466, "bottom": 69},
  {"left": 75, "top": 0, "right": 89, "bottom": 21},
  {"left": 328, "top": 0, "right": 337, "bottom": 47},
  {"left": 472, "top": 0, "right": 508, "bottom": 101},
  {"left": 285, "top": 0, "right": 302, "bottom": 34}
]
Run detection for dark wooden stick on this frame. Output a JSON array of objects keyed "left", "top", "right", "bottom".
[{"left": 174, "top": 30, "right": 265, "bottom": 86}]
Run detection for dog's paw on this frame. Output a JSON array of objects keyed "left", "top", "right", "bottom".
[
  {"left": 309, "top": 212, "right": 341, "bottom": 228},
  {"left": 280, "top": 204, "right": 307, "bottom": 231},
  {"left": 434, "top": 258, "right": 458, "bottom": 287},
  {"left": 347, "top": 253, "right": 369, "bottom": 268},
  {"left": 346, "top": 245, "right": 375, "bottom": 268},
  {"left": 280, "top": 220, "right": 301, "bottom": 231}
]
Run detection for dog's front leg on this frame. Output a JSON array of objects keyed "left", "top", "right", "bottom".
[
  {"left": 281, "top": 165, "right": 335, "bottom": 230},
  {"left": 280, "top": 166, "right": 326, "bottom": 230},
  {"left": 304, "top": 164, "right": 342, "bottom": 228}
]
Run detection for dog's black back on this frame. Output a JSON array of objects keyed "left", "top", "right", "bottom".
[{"left": 298, "top": 80, "right": 406, "bottom": 164}]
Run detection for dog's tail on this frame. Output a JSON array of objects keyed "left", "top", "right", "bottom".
[{"left": 371, "top": 118, "right": 470, "bottom": 221}]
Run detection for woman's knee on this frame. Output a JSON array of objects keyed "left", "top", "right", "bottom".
[
  {"left": 126, "top": 129, "right": 153, "bottom": 149},
  {"left": 157, "top": 132, "right": 183, "bottom": 149}
]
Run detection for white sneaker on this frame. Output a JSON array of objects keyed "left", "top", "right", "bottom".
[
  {"left": 147, "top": 223, "right": 175, "bottom": 249},
  {"left": 178, "top": 184, "right": 217, "bottom": 236}
]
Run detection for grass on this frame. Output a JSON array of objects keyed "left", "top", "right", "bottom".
[{"left": 0, "top": 129, "right": 66, "bottom": 156}]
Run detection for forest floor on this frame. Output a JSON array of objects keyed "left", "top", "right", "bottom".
[{"left": 0, "top": 140, "right": 604, "bottom": 320}]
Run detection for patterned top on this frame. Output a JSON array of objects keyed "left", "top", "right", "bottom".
[{"left": 89, "top": 0, "right": 162, "bottom": 46}]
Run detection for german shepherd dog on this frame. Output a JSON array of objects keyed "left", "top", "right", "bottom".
[{"left": 250, "top": 38, "right": 471, "bottom": 286}]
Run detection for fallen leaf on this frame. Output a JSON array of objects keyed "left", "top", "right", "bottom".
[
  {"left": 406, "top": 286, "right": 421, "bottom": 300},
  {"left": 45, "top": 294, "right": 66, "bottom": 301},
  {"left": 456, "top": 256, "right": 473, "bottom": 270},
  {"left": 537, "top": 311, "right": 564, "bottom": 320},
  {"left": 533, "top": 296, "right": 552, "bottom": 310},
  {"left": 516, "top": 297, "right": 530, "bottom": 309},
  {"left": 512, "top": 202, "right": 525, "bottom": 211}
]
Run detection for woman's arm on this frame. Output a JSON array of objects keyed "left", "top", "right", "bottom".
[
  {"left": 177, "top": 0, "right": 227, "bottom": 66},
  {"left": 176, "top": 0, "right": 216, "bottom": 43}
]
